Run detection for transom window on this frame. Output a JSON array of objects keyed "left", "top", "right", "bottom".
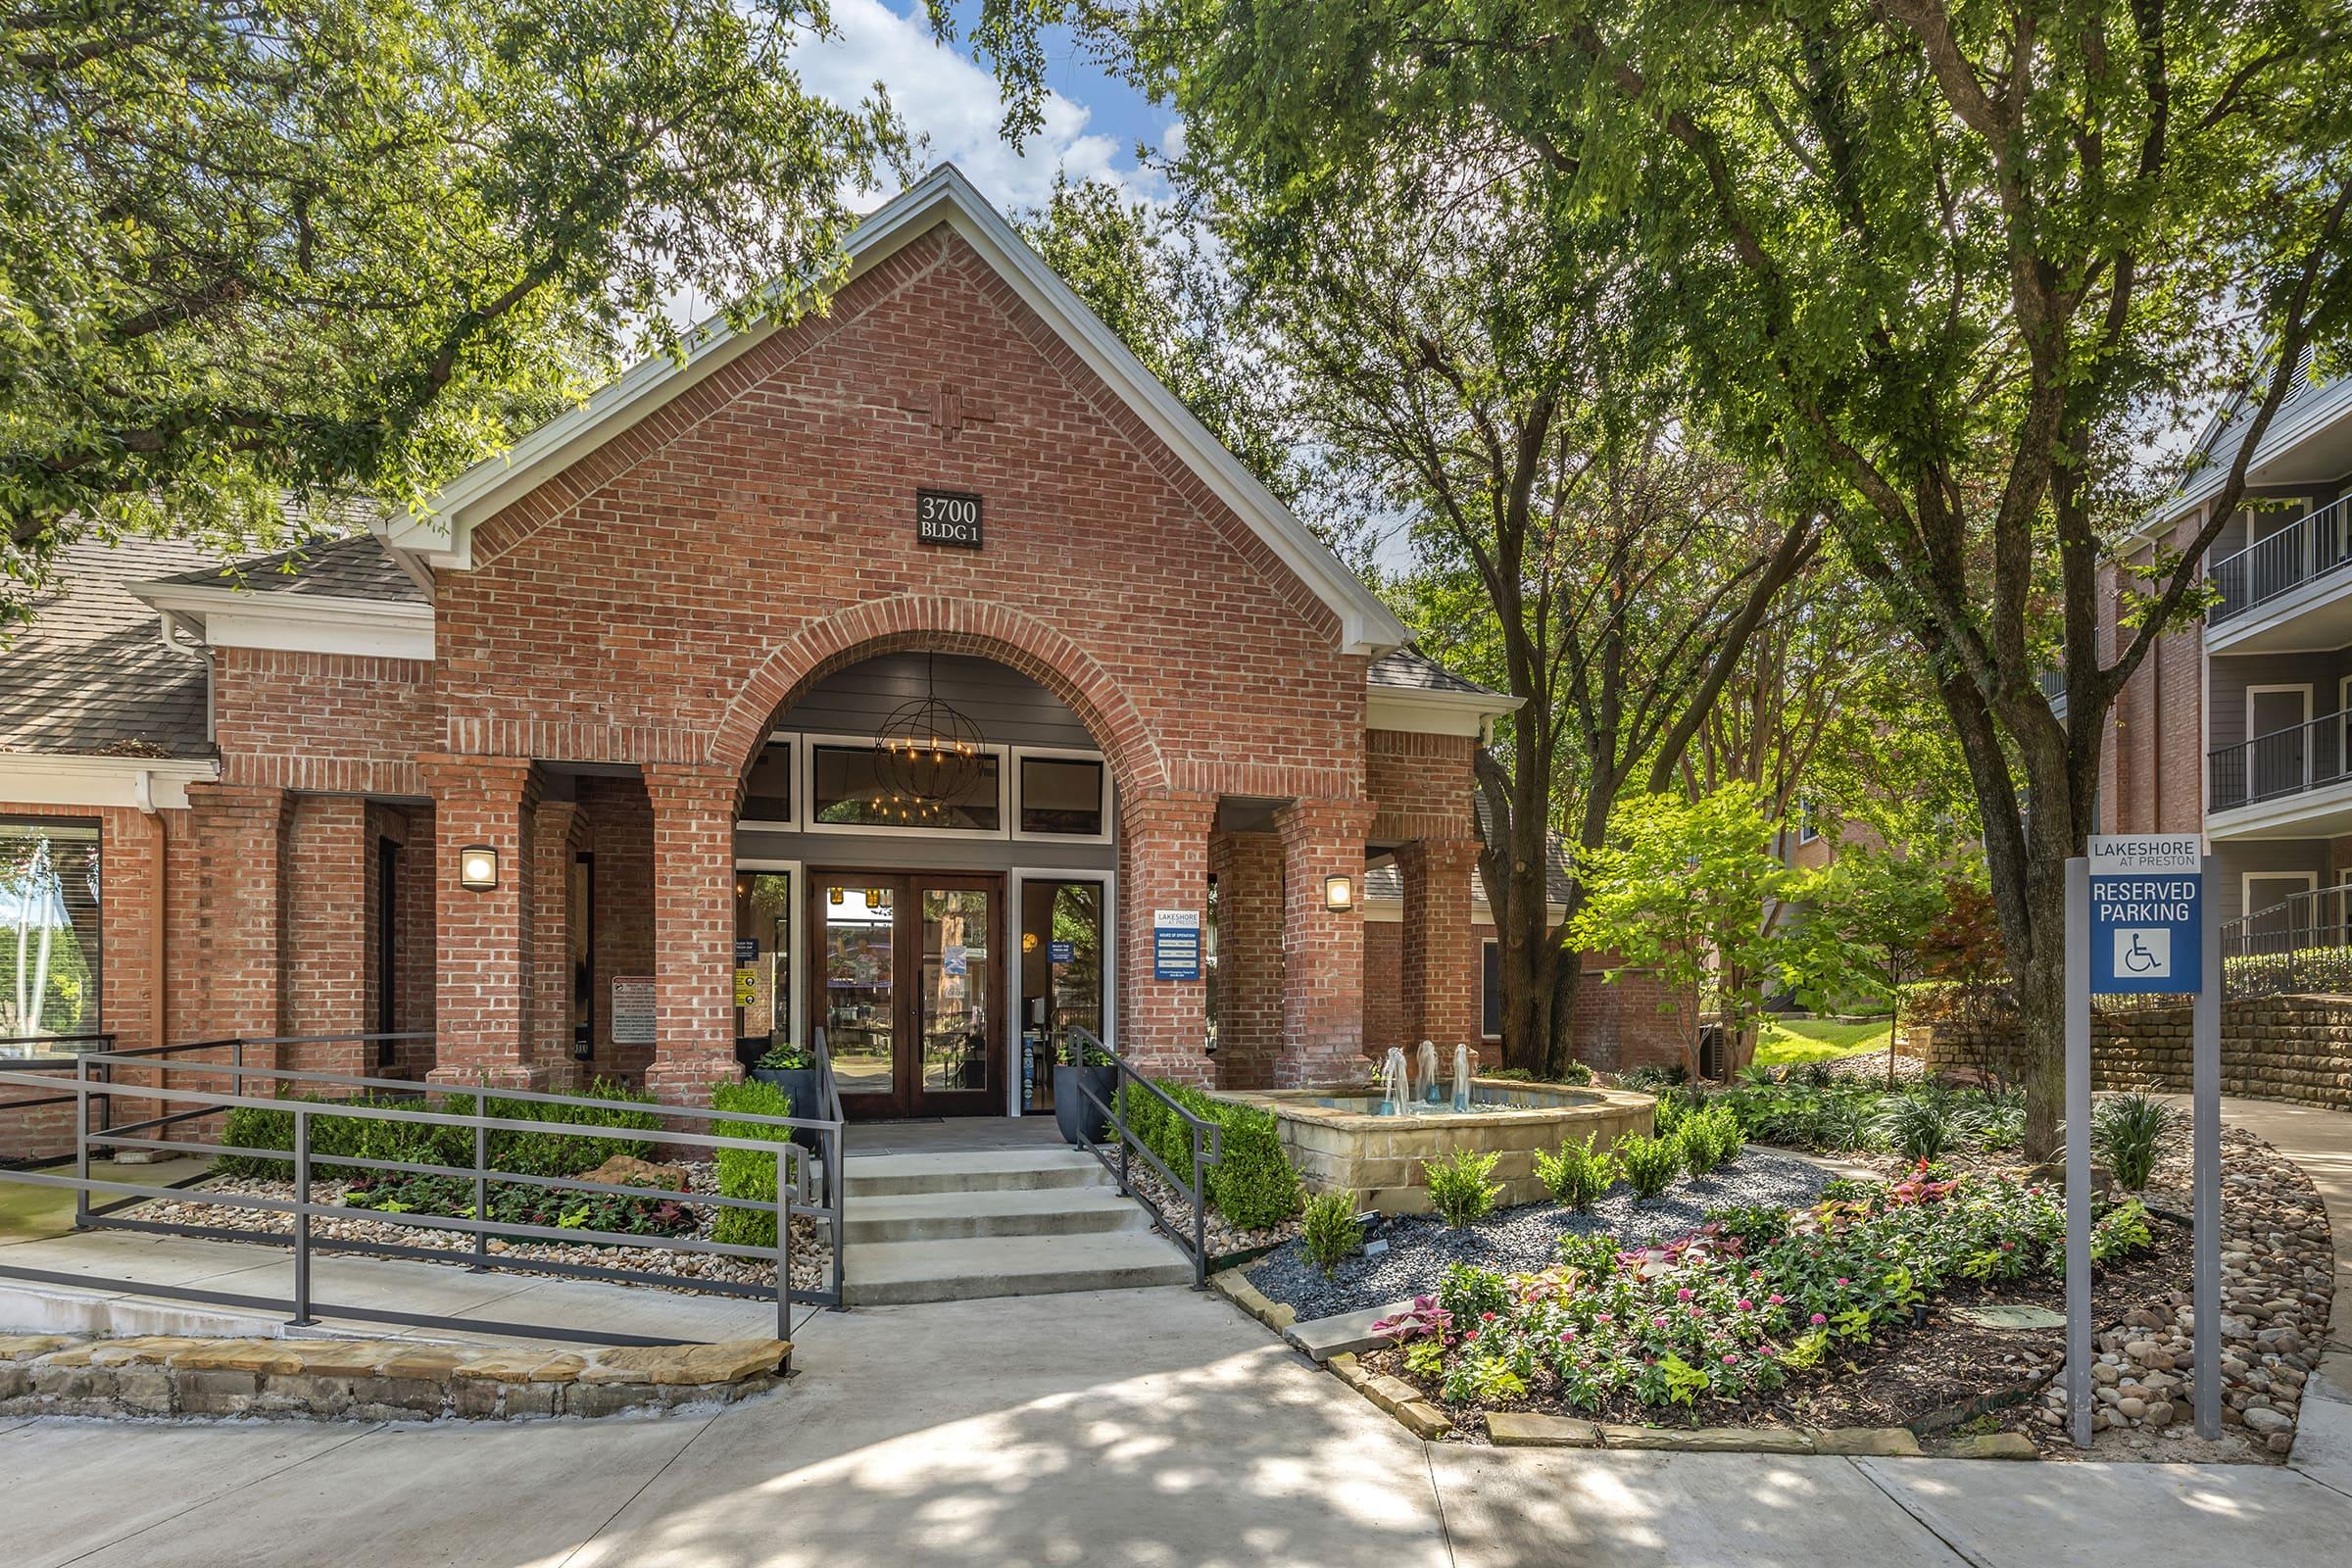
[{"left": 811, "top": 743, "right": 1004, "bottom": 831}]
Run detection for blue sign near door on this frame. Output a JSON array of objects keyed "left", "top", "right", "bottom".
[
  {"left": 1048, "top": 940, "right": 1074, "bottom": 965},
  {"left": 2086, "top": 836, "right": 2203, "bottom": 994},
  {"left": 1152, "top": 908, "right": 1201, "bottom": 981}
]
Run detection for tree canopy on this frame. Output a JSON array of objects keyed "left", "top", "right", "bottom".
[{"left": 2, "top": 0, "right": 906, "bottom": 625}]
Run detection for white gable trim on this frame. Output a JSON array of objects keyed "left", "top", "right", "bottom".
[
  {"left": 387, "top": 165, "right": 1407, "bottom": 655},
  {"left": 123, "top": 581, "right": 435, "bottom": 661},
  {"left": 1367, "top": 686, "right": 1522, "bottom": 738},
  {"left": 0, "top": 755, "right": 219, "bottom": 811}
]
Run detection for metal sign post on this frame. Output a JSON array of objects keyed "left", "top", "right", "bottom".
[{"left": 2073, "top": 835, "right": 2217, "bottom": 1448}]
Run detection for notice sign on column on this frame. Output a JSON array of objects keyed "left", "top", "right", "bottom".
[
  {"left": 612, "top": 976, "right": 657, "bottom": 1045},
  {"left": 1152, "top": 908, "right": 1202, "bottom": 981},
  {"left": 2087, "top": 836, "right": 2204, "bottom": 994}
]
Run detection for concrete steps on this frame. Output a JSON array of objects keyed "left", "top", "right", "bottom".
[{"left": 837, "top": 1148, "right": 1190, "bottom": 1304}]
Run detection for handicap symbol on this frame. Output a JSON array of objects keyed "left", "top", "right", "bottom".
[{"left": 2123, "top": 932, "right": 2162, "bottom": 973}]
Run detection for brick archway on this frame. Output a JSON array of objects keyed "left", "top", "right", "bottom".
[{"left": 712, "top": 594, "right": 1171, "bottom": 798}]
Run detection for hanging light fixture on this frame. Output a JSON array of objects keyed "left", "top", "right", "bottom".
[{"left": 875, "top": 651, "right": 985, "bottom": 817}]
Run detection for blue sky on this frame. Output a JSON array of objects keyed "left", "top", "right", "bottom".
[{"left": 796, "top": 2, "right": 1174, "bottom": 214}]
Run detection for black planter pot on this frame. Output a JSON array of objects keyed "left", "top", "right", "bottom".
[
  {"left": 1054, "top": 1063, "right": 1117, "bottom": 1146},
  {"left": 747, "top": 1066, "right": 824, "bottom": 1158}
]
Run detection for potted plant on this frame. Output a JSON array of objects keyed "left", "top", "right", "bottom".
[
  {"left": 747, "top": 1041, "right": 816, "bottom": 1116},
  {"left": 1054, "top": 1037, "right": 1118, "bottom": 1146}
]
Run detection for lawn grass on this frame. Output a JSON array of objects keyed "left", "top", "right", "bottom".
[{"left": 1754, "top": 1015, "right": 1893, "bottom": 1066}]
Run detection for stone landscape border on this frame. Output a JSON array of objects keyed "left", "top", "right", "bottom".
[{"left": 0, "top": 1332, "right": 790, "bottom": 1421}]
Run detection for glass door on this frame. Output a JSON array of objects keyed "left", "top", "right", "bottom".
[
  {"left": 1017, "top": 878, "right": 1106, "bottom": 1111},
  {"left": 810, "top": 871, "right": 1003, "bottom": 1117}
]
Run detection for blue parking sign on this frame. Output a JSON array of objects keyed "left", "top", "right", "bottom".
[{"left": 2086, "top": 836, "right": 2203, "bottom": 994}]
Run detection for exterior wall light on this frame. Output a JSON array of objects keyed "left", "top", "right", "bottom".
[
  {"left": 458, "top": 845, "right": 500, "bottom": 892},
  {"left": 1324, "top": 873, "right": 1354, "bottom": 912}
]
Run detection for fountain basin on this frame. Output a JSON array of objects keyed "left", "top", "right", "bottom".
[{"left": 1214, "top": 1078, "right": 1656, "bottom": 1214}]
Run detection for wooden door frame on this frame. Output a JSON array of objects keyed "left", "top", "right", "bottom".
[{"left": 808, "top": 867, "right": 1005, "bottom": 1119}]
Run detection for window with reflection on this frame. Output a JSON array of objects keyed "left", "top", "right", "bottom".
[
  {"left": 742, "top": 741, "right": 795, "bottom": 824},
  {"left": 1, "top": 819, "right": 101, "bottom": 1045},
  {"left": 1018, "top": 756, "right": 1105, "bottom": 836},
  {"left": 811, "top": 745, "right": 1002, "bottom": 830}
]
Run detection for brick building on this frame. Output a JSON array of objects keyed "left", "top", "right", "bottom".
[
  {"left": 1, "top": 167, "right": 1572, "bottom": 1131},
  {"left": 2098, "top": 355, "right": 2352, "bottom": 937}
]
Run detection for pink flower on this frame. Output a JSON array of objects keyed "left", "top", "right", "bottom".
[
  {"left": 1463, "top": 1329, "right": 1479, "bottom": 1343},
  {"left": 1723, "top": 1352, "right": 1740, "bottom": 1365},
  {"left": 1810, "top": 1312, "right": 1828, "bottom": 1326},
  {"left": 1595, "top": 1313, "right": 1613, "bottom": 1325},
  {"left": 1676, "top": 1288, "right": 1693, "bottom": 1301},
  {"left": 1767, "top": 1294, "right": 1786, "bottom": 1305},
  {"left": 1481, "top": 1311, "right": 1495, "bottom": 1320},
  {"left": 1558, "top": 1329, "right": 1577, "bottom": 1342},
  {"left": 1737, "top": 1299, "right": 1754, "bottom": 1311},
  {"left": 1688, "top": 1304, "right": 1703, "bottom": 1316},
  {"left": 1652, "top": 1315, "right": 1671, "bottom": 1329},
  {"left": 1835, "top": 1277, "right": 1849, "bottom": 1288}
]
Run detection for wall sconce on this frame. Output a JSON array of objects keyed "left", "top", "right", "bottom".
[
  {"left": 1324, "top": 873, "right": 1354, "bottom": 912},
  {"left": 458, "top": 845, "right": 500, "bottom": 892}
]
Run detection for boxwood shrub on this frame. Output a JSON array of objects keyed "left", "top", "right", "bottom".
[
  {"left": 1117, "top": 1077, "right": 1302, "bottom": 1230},
  {"left": 710, "top": 1078, "right": 796, "bottom": 1249},
  {"left": 213, "top": 1079, "right": 662, "bottom": 1182}
]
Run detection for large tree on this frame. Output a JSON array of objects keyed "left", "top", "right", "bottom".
[
  {"left": 2, "top": 0, "right": 906, "bottom": 624},
  {"left": 971, "top": 0, "right": 2352, "bottom": 1157},
  {"left": 1211, "top": 152, "right": 1813, "bottom": 1075}
]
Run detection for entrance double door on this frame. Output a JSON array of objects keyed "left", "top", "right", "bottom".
[{"left": 812, "top": 871, "right": 1001, "bottom": 1119}]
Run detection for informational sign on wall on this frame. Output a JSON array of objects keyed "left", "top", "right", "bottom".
[
  {"left": 611, "top": 976, "right": 656, "bottom": 1046},
  {"left": 734, "top": 968, "right": 758, "bottom": 1007},
  {"left": 1152, "top": 908, "right": 1202, "bottom": 981},
  {"left": 915, "top": 488, "right": 983, "bottom": 548},
  {"left": 734, "top": 937, "right": 760, "bottom": 963},
  {"left": 1048, "top": 940, "right": 1075, "bottom": 965},
  {"left": 2086, "top": 835, "right": 2204, "bottom": 994}
]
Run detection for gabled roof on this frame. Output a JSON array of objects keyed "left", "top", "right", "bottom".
[
  {"left": 2, "top": 534, "right": 216, "bottom": 759},
  {"left": 156, "top": 533, "right": 426, "bottom": 604},
  {"left": 1368, "top": 648, "right": 1499, "bottom": 696},
  {"left": 385, "top": 164, "right": 1409, "bottom": 655}
]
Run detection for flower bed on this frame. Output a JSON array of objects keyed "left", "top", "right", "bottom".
[{"left": 1358, "top": 1164, "right": 2173, "bottom": 1438}]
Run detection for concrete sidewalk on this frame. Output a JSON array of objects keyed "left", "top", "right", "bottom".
[{"left": 3, "top": 1284, "right": 2349, "bottom": 1568}]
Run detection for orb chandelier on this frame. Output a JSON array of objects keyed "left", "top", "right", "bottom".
[{"left": 871, "top": 653, "right": 985, "bottom": 823}]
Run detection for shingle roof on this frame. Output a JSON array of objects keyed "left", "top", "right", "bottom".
[
  {"left": 1366, "top": 647, "right": 1498, "bottom": 696},
  {"left": 1, "top": 534, "right": 218, "bottom": 758},
  {"left": 155, "top": 532, "right": 425, "bottom": 604}
]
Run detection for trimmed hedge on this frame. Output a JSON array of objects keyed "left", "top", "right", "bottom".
[
  {"left": 214, "top": 1079, "right": 661, "bottom": 1182},
  {"left": 1117, "top": 1077, "right": 1302, "bottom": 1230},
  {"left": 710, "top": 1078, "right": 795, "bottom": 1249}
]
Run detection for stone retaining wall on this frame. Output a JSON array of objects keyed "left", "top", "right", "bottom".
[
  {"left": 0, "top": 1332, "right": 789, "bottom": 1421},
  {"left": 1909, "top": 995, "right": 2352, "bottom": 1110}
]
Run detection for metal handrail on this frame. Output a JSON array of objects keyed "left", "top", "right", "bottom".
[
  {"left": 2209, "top": 491, "right": 2352, "bottom": 622},
  {"left": 2218, "top": 880, "right": 2352, "bottom": 999},
  {"left": 0, "top": 1032, "right": 116, "bottom": 1064},
  {"left": 0, "top": 1039, "right": 849, "bottom": 1343},
  {"left": 808, "top": 1025, "right": 846, "bottom": 1306},
  {"left": 2208, "top": 708, "right": 2352, "bottom": 810},
  {"left": 1063, "top": 1026, "right": 1223, "bottom": 1287}
]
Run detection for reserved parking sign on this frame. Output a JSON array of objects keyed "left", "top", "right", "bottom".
[{"left": 2085, "top": 835, "right": 2204, "bottom": 994}]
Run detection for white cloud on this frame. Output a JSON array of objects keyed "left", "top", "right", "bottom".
[{"left": 794, "top": 0, "right": 1143, "bottom": 215}]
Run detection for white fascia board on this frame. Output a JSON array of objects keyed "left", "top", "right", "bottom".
[
  {"left": 2126, "top": 376, "right": 2352, "bottom": 548},
  {"left": 0, "top": 755, "right": 219, "bottom": 810},
  {"left": 1367, "top": 686, "right": 1522, "bottom": 737},
  {"left": 124, "top": 581, "right": 434, "bottom": 661},
  {"left": 405, "top": 165, "right": 1410, "bottom": 655}
]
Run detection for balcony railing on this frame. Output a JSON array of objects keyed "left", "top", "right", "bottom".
[
  {"left": 2210, "top": 709, "right": 2352, "bottom": 811},
  {"left": 2221, "top": 882, "right": 2352, "bottom": 999},
  {"left": 2209, "top": 492, "right": 2352, "bottom": 623}
]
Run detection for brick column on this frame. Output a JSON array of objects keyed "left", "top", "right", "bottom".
[
  {"left": 1397, "top": 837, "right": 1483, "bottom": 1062},
  {"left": 1207, "top": 830, "right": 1284, "bottom": 1090},
  {"left": 184, "top": 783, "right": 292, "bottom": 1047},
  {"left": 1117, "top": 790, "right": 1217, "bottom": 1084},
  {"left": 419, "top": 755, "right": 541, "bottom": 1088},
  {"left": 641, "top": 764, "right": 738, "bottom": 1102},
  {"left": 1273, "top": 797, "right": 1373, "bottom": 1088},
  {"left": 530, "top": 798, "right": 587, "bottom": 1088}
]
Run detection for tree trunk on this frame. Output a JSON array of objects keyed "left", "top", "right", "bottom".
[{"left": 1544, "top": 948, "right": 1584, "bottom": 1079}]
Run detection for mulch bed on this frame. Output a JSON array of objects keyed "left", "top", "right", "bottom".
[{"left": 1361, "top": 1200, "right": 2195, "bottom": 1443}]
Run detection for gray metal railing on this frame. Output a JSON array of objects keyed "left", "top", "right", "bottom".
[
  {"left": 1064, "top": 1026, "right": 1222, "bottom": 1287},
  {"left": 2219, "top": 881, "right": 2352, "bottom": 999},
  {"left": 2210, "top": 492, "right": 2352, "bottom": 622},
  {"left": 0, "top": 1032, "right": 116, "bottom": 1061},
  {"left": 2209, "top": 709, "right": 2352, "bottom": 810},
  {"left": 0, "top": 1033, "right": 847, "bottom": 1344}
]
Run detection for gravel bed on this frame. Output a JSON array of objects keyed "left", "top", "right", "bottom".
[{"left": 1246, "top": 1149, "right": 1835, "bottom": 1321}]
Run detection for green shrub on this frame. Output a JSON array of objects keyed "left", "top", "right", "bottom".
[
  {"left": 1704, "top": 1203, "right": 1791, "bottom": 1250},
  {"left": 1615, "top": 1132, "right": 1683, "bottom": 1200},
  {"left": 1299, "top": 1190, "right": 1364, "bottom": 1275},
  {"left": 215, "top": 1080, "right": 662, "bottom": 1182},
  {"left": 1423, "top": 1148, "right": 1502, "bottom": 1227},
  {"left": 1533, "top": 1133, "right": 1617, "bottom": 1211},
  {"left": 710, "top": 1078, "right": 795, "bottom": 1249},
  {"left": 1679, "top": 1104, "right": 1743, "bottom": 1173},
  {"left": 1436, "top": 1261, "right": 1508, "bottom": 1319},
  {"left": 2091, "top": 1093, "right": 2180, "bottom": 1192},
  {"left": 1117, "top": 1078, "right": 1302, "bottom": 1229},
  {"left": 1970, "top": 1087, "right": 2026, "bottom": 1153},
  {"left": 344, "top": 1171, "right": 693, "bottom": 1239},
  {"left": 1876, "top": 1086, "right": 1981, "bottom": 1161},
  {"left": 2091, "top": 1196, "right": 2156, "bottom": 1260}
]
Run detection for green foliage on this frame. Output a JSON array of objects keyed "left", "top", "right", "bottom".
[
  {"left": 1533, "top": 1134, "right": 1617, "bottom": 1211},
  {"left": 1675, "top": 1105, "right": 1744, "bottom": 1176},
  {"left": 1779, "top": 843, "right": 1955, "bottom": 1022},
  {"left": 1117, "top": 1079, "right": 1302, "bottom": 1230},
  {"left": 1423, "top": 1148, "right": 1502, "bottom": 1228},
  {"left": 2092, "top": 1199, "right": 2156, "bottom": 1262},
  {"left": 3, "top": 0, "right": 910, "bottom": 627},
  {"left": 1875, "top": 1087, "right": 1982, "bottom": 1163},
  {"left": 1614, "top": 1133, "right": 1683, "bottom": 1200},
  {"left": 710, "top": 1078, "right": 795, "bottom": 1250},
  {"left": 1703, "top": 1204, "right": 1790, "bottom": 1251},
  {"left": 1436, "top": 1262, "right": 1509, "bottom": 1320},
  {"left": 343, "top": 1171, "right": 693, "bottom": 1240},
  {"left": 1299, "top": 1190, "right": 1364, "bottom": 1276},
  {"left": 215, "top": 1080, "right": 662, "bottom": 1182},
  {"left": 2091, "top": 1094, "right": 2181, "bottom": 1194},
  {"left": 1573, "top": 785, "right": 1794, "bottom": 1075},
  {"left": 754, "top": 1041, "right": 812, "bottom": 1071}
]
